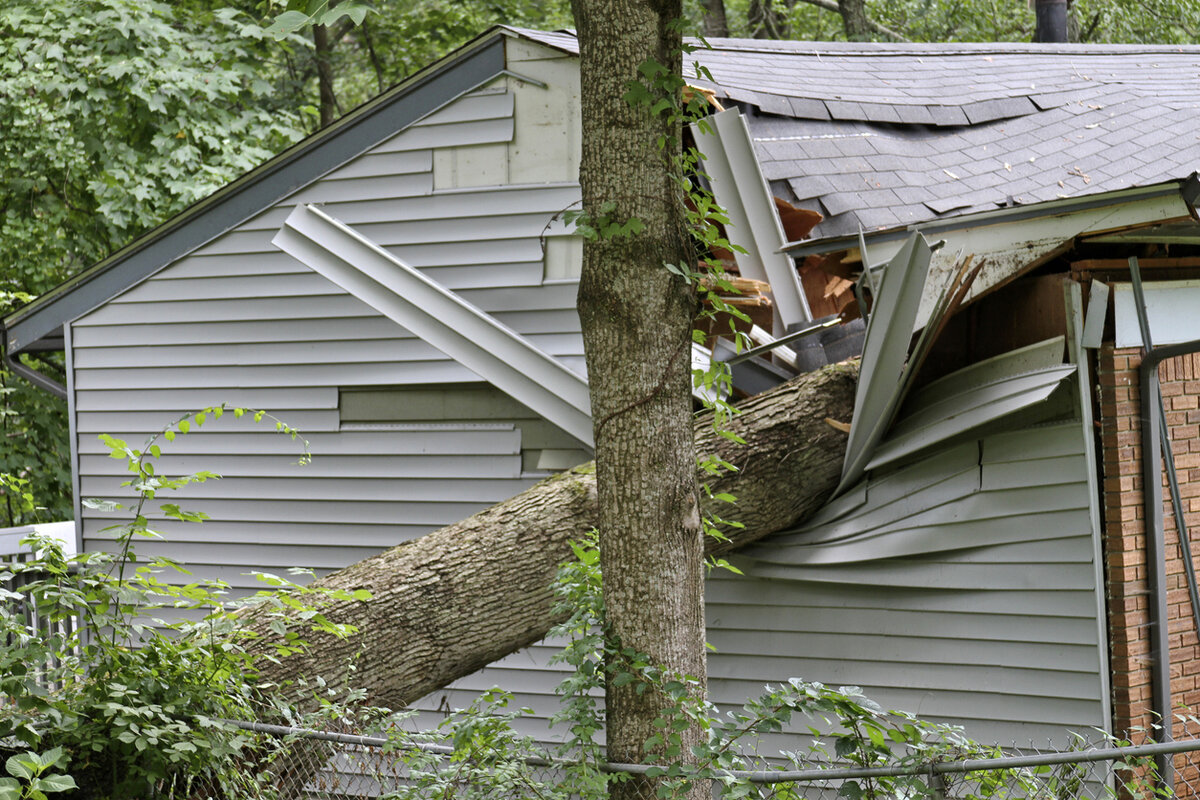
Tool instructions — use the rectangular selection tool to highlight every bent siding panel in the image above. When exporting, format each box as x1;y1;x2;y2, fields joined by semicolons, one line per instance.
412;419;1106;751
70;55;586;584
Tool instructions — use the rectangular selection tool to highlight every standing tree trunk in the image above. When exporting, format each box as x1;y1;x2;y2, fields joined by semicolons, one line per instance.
838;0;873;40
701;0;730;37
749;0;796;39
570;1;709;796
313;23;337;127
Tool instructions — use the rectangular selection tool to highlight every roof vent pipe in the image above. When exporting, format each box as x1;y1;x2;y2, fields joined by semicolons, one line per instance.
1033;0;1069;43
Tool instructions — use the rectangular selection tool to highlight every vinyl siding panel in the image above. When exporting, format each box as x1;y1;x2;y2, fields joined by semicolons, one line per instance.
70;55;586;587
412;418;1106;751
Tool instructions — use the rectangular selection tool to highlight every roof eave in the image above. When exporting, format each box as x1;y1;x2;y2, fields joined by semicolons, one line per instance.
783;176;1200;260
4;26;514;355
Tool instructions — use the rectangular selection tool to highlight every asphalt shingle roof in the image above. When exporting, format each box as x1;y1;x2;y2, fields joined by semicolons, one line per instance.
510;29;1200;242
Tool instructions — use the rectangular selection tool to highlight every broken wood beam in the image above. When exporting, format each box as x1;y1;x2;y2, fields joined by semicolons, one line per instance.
1071;257;1200;272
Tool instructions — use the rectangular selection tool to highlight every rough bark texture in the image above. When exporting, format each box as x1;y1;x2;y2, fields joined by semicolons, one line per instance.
569;2;705;796
749;0;796;39
247;362;857;712
701;0;730;37
313;24;337;128
837;0;873;40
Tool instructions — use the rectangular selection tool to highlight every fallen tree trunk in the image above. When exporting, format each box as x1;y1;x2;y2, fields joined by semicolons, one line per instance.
247;360;857;710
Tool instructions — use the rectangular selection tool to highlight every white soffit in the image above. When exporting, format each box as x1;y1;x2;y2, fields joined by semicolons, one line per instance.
691;108;812;331
1113;280;1200;348
273;204;594;448
848;190;1193;335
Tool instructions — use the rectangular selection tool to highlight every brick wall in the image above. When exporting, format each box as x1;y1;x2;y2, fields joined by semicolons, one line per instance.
1099;345;1200;790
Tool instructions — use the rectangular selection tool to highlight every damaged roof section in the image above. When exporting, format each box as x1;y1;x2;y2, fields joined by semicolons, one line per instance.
684;41;1200;238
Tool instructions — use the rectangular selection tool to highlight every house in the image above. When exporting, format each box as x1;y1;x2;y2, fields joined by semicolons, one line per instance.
6;26;1200;768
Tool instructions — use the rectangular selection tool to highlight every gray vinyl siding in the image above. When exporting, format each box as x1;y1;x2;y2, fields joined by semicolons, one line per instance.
68;37;586;587
412;418;1105;751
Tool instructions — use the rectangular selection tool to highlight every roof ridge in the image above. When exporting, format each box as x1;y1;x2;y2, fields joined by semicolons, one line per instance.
694;38;1200;55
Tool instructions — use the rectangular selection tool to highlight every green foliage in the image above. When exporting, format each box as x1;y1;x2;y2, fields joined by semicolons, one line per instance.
0;291;69;528
264;0;375;38
0;1;309;526
690;0;1200;43
0;409;366;797
0;0;305;291
0;748;76;800
265;0;573;125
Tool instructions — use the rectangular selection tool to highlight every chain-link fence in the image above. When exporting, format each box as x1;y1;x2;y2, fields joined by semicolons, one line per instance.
151;715;1200;800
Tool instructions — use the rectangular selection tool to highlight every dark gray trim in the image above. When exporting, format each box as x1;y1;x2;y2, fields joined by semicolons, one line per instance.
4;32;509;355
1137;339;1200;791
1132;253;1200;791
2;329;67;399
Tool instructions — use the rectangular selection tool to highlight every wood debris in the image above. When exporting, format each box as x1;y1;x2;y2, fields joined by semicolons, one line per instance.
775;196;822;242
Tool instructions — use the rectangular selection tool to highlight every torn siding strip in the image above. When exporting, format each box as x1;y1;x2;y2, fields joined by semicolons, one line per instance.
865;364;1076;471
692;108;812;331
272;204;594;448
837;232;933;493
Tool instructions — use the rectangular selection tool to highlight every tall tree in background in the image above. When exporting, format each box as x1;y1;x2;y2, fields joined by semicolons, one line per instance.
568;0;708;798
691;0;1200;44
270;0;574;128
0;0;306;523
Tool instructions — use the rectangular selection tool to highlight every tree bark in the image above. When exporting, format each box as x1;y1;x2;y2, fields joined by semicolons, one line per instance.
313;24;337;127
701;0;730;38
247;362;856;710
837;0;873;40
569;1;706;796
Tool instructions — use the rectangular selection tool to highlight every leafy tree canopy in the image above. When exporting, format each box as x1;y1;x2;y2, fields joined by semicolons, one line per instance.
0;0;306;294
0;0;308;525
692;0;1200;44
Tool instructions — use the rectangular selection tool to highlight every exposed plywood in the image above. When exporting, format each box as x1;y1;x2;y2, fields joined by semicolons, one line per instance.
505;37;581;185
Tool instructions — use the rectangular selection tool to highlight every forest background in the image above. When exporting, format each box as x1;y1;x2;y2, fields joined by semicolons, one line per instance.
0;0;1191;526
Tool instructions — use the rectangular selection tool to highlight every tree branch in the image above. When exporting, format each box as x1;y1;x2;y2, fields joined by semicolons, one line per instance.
797;0;911;41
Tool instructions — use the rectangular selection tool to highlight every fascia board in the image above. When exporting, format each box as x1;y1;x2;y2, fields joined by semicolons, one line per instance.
789;185;1192;337
274;205;594;448
782;179;1192;259
4;33;509;355
911;188;1193;332
700;109;812;329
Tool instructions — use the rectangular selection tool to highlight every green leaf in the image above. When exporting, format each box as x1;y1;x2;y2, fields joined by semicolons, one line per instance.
81;498;122;512
265;10;311;38
33;774;76;792
5;754;34;780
